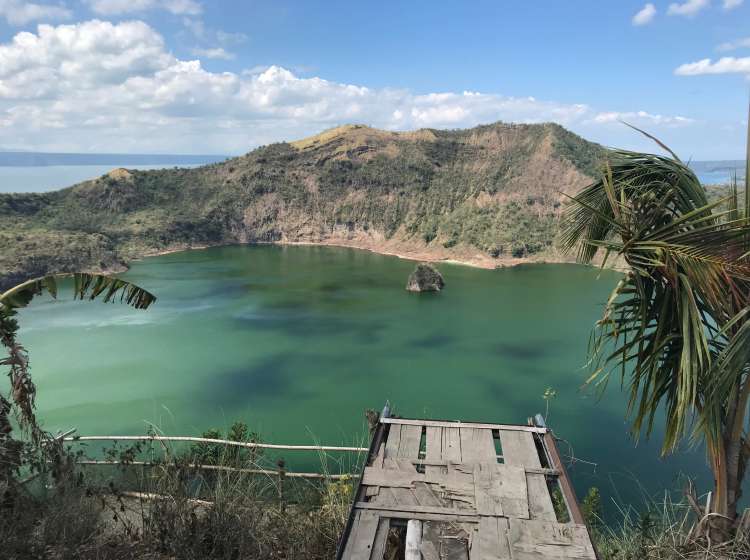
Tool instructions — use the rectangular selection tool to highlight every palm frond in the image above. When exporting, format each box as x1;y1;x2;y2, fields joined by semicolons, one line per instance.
0;273;156;311
560;150;708;263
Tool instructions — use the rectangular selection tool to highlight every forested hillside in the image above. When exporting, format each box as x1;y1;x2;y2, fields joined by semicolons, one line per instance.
0;122;606;288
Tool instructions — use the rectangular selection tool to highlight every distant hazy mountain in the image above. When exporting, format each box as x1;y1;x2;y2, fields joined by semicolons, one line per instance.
689;160;746;185
0;151;228;167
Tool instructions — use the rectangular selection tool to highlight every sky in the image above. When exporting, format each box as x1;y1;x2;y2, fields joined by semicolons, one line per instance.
0;0;749;159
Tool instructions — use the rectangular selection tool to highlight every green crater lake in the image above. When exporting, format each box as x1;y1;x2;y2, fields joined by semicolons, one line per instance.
17;245;710;509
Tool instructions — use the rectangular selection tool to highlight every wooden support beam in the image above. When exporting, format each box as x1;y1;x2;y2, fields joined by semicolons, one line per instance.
380;417;548;434
355;502;479;518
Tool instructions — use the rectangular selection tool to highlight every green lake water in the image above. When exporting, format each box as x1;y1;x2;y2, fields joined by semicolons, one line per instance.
16;245;711;510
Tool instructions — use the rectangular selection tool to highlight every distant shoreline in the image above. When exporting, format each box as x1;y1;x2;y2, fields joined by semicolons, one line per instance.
134;239;583;271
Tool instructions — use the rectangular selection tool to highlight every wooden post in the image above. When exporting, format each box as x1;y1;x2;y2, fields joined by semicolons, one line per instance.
277;458;286;508
405;520;422;560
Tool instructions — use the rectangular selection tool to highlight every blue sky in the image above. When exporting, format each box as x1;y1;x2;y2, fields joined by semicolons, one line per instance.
0;0;748;158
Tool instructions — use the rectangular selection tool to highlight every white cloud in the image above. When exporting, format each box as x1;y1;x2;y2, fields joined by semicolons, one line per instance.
85;0;201;16
0;0;71;25
723;0;743;9
0;20;171;99
216;29;248;45
0;19;697;155
632;3;657;25
591;111;694;126
717;37;750;51
190;47;234;60
675;56;750;75
667;0;710;16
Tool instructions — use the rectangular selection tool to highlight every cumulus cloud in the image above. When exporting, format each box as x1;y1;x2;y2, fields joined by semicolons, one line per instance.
0;19;696;154
591;111;693;126
667;0;710;16
0;20;171;98
0;0;71;25
85;0;201;16
675;56;750;75
717;37;750;51
632;3;657;25
190;47;234;60
723;0;743;9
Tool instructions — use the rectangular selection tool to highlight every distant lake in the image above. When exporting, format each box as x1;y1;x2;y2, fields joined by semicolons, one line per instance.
689;160;746;186
15;245;711;514
0;164;204;193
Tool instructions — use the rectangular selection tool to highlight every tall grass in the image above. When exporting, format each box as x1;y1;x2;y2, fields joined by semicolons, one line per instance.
1;425;366;559
589;490;750;559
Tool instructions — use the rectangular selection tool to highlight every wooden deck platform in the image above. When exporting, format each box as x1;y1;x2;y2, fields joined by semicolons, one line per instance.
337;413;597;560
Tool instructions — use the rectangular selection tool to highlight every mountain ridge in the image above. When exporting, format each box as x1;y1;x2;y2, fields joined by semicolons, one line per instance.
0;121;607;289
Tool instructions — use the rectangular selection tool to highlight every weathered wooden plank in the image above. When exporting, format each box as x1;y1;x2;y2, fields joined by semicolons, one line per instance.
340;510;362;560
508;519;596;559
420;539;440;560
405;520;422;560
370;518;389;560
493;464;530;519
348;511;381;560
360;510;481;523
471;517;511;560
420;522;442;560
394;459;433;508
380;458;419;506
384;425;402;458
442;427;462;462
398;425;423;459
498;431;541;468
425;468;475;495
498;431;556;521
355;502;478;517
412;481;445;508
371;440;385;468
424;427;445;481
425;427;442;459
473;465;498;517
472;463;529;519
362;466;424;488
526;473;557;521
460;428;497;464
380;418;548;434
406;460;559;475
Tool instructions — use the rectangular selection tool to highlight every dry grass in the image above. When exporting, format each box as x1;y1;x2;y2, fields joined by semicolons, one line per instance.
0;432;362;560
591;492;750;560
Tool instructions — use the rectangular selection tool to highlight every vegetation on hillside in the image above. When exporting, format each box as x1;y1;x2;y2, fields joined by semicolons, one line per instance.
0;122;606;289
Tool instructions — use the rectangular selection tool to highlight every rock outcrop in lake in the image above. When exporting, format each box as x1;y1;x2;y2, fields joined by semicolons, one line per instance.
406;263;445;292
0;121;607;289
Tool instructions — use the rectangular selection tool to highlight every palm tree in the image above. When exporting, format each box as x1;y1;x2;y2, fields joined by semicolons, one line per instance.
560;120;750;534
0;273;156;486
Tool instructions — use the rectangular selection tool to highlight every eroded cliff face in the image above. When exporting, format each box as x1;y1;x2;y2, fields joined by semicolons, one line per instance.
0;122;605;288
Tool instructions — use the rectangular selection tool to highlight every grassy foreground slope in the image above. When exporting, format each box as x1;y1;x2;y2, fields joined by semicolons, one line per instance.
0;122;605;288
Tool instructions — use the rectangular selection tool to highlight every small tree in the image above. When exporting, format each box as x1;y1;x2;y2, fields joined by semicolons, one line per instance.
0;273;155;490
560;119;750;535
